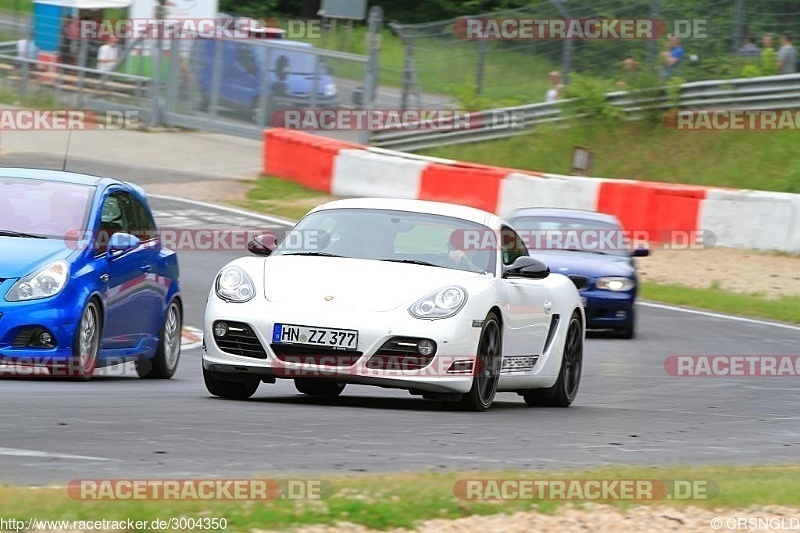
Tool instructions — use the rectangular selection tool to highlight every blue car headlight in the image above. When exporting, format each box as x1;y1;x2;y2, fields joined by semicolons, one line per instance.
5;260;70;302
409;286;467;320
596;277;635;292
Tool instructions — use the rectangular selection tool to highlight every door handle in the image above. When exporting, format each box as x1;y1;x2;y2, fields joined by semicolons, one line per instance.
99;274;109;283
140;264;152;273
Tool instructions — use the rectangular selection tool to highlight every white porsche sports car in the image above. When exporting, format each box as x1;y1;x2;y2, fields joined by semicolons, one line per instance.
202;198;585;411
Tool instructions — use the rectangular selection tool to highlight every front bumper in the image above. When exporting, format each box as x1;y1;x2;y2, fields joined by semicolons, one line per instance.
202;293;568;394
581;289;635;329
0;280;80;363
203;296;484;394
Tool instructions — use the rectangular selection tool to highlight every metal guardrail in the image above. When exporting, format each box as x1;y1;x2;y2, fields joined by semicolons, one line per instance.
370;73;800;152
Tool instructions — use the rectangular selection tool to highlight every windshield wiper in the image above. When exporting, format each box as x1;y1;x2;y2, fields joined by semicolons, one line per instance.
380;258;444;268
281;252;343;258
559;248;610;255
0;229;46;239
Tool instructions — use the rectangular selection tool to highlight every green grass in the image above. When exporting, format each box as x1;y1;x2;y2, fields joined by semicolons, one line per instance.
237;176;332;220
2;466;799;531
0;1;32;13
642;282;800;325
423;120;800;193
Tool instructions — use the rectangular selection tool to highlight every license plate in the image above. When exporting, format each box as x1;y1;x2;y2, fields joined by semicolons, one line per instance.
272;323;358;350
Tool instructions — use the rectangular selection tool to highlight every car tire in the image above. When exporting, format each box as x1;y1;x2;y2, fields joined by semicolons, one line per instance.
136;300;182;379
523;310;583;408
294;379;345;397
203;367;259;400
69;299;101;381
458;311;502;412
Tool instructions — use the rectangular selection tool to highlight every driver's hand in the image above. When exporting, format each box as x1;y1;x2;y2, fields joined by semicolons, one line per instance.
449;249;467;264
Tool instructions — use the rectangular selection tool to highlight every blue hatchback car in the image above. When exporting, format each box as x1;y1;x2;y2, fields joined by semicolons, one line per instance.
0;169;182;379
508;208;649;339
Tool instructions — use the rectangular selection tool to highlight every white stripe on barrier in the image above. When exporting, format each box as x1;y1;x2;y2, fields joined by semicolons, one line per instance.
699;189;799;252
331;149;427;199
496;172;604;218
366;146;456;165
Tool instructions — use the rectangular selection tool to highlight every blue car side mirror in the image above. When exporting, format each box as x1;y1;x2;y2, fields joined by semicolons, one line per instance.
107;232;141;254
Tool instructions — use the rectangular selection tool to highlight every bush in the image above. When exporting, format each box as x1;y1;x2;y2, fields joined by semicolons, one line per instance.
560;74;621;121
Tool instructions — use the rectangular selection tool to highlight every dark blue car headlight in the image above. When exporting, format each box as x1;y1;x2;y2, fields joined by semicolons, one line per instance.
596;277;635;292
5;260;70;302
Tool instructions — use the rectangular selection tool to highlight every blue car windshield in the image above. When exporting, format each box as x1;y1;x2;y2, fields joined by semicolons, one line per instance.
266;49;319;74
0;177;94;238
511;216;628;256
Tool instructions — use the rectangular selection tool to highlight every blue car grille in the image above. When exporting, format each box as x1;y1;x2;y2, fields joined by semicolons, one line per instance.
568;275;591;290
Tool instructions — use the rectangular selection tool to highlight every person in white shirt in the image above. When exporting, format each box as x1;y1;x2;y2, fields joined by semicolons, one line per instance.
545;71;563;103
16;35;36;59
97;36;119;72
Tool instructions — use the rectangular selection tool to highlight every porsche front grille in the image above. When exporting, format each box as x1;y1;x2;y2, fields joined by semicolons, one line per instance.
568;275;591;290
213;322;268;359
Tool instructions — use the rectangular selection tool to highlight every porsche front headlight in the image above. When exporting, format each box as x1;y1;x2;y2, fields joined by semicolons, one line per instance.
409;286;467;320
215;265;255;303
596;277;635;291
5;260;70;302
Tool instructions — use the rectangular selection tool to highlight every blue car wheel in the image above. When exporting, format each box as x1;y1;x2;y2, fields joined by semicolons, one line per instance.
71;299;101;380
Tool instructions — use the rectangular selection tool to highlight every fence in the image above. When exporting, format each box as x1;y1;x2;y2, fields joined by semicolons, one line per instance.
389;0;800;110
369;72;800;151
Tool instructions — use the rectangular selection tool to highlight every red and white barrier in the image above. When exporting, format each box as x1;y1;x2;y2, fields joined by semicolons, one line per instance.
262;129;800;253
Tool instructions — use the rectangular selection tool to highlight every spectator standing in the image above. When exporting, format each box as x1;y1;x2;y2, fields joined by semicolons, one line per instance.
778;33;797;74
97;36;119;72
617;57;640;87
760;34;778;74
739;36;760;59
663;35;684;78
545;71;563;103
16;33;36;60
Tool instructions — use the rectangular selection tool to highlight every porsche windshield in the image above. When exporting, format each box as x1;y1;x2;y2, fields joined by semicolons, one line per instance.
273;208;497;274
0;177;94;239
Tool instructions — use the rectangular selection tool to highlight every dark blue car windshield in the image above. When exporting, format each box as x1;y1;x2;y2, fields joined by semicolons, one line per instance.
0;177;94;238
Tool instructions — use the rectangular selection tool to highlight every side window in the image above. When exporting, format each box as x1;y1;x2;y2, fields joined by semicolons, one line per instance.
97;192;136;253
500;226;528;266
131;196;157;242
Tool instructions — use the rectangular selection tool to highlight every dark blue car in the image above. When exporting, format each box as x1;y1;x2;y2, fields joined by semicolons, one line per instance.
0;169;182;379
508;208;648;339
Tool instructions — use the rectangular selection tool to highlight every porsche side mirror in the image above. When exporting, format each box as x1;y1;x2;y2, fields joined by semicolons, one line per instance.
503;256;550;279
247;233;277;256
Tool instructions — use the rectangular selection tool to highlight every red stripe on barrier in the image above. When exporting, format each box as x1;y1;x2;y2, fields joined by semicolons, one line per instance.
262;129;363;193
418;163;507;213
596;181;707;242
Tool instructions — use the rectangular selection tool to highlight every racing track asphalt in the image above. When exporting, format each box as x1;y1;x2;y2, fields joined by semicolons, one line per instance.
0;158;798;485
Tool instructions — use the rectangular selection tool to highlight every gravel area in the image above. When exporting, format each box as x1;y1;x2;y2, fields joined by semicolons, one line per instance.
269;505;800;533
